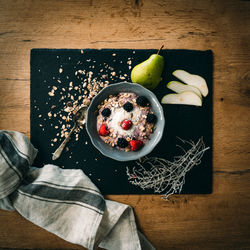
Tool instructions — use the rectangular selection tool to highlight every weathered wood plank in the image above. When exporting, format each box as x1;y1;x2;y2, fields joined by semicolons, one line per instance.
0;0;249;249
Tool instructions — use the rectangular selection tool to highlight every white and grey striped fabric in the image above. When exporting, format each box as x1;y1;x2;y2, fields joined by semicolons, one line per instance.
0;130;155;250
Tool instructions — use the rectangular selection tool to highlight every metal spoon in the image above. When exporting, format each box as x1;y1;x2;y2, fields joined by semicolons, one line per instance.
52;106;88;161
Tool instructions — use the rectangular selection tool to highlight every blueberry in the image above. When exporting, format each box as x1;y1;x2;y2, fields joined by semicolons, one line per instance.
117;138;128;148
101;108;111;117
146;113;157;123
136;96;150;107
123;102;133;112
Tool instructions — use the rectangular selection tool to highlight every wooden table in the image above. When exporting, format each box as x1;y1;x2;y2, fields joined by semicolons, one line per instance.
0;0;249;249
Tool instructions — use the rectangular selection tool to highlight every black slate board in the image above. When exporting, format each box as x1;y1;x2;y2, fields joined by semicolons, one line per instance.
30;49;213;195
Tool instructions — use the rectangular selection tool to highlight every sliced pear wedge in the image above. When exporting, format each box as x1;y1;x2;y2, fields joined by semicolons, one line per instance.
172;70;208;97
167;81;202;98
161;91;202;106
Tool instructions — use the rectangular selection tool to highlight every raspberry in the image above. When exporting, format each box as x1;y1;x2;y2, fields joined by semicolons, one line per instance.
136;96;150;107
117;138;128;148
146;113;157;123
123;102;133;112
129;140;143;151
98;124;109;136
121;119;132;130
101;108;111;117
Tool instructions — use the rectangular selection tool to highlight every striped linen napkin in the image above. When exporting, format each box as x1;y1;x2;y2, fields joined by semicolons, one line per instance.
0;130;155;250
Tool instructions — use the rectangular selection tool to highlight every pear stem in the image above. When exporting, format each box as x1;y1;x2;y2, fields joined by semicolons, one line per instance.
157;45;164;55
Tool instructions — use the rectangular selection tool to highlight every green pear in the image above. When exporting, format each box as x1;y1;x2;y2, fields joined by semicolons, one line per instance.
131;45;164;90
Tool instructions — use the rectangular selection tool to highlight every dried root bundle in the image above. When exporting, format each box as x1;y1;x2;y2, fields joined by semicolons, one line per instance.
126;137;209;200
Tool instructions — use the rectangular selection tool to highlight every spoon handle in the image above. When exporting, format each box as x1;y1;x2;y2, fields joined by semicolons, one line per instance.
52;124;76;161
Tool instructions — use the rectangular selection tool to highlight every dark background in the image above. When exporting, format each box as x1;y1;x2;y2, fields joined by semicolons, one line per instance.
30;48;213;195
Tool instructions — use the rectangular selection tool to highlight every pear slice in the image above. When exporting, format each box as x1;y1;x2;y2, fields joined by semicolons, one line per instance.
172;70;208;97
161;91;202;106
166;81;202;98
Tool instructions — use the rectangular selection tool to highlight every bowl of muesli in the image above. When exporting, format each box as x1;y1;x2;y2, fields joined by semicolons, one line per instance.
86;82;165;161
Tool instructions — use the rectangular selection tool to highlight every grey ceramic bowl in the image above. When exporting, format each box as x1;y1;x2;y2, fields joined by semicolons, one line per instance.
86;82;165;161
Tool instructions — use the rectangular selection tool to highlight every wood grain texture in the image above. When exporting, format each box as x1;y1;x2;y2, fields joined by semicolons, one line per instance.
0;0;250;249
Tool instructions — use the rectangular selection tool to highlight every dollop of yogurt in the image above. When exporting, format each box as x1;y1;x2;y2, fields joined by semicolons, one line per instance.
109;106;140;137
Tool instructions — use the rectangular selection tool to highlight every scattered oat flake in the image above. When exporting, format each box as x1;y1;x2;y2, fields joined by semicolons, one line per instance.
112;53;116;56
38;114;42;118
85;141;88;145
101;74;108;79
48;112;52;117
127;60;132;65
59;68;63;73
111;72;116;76
78;70;85;75
53;138;57;142
48;90;54;96
88;71;93;83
